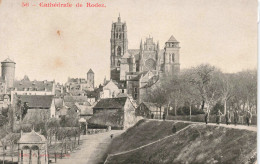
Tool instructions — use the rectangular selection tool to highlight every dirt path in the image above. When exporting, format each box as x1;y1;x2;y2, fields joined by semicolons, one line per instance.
157;119;257;132
56;130;124;164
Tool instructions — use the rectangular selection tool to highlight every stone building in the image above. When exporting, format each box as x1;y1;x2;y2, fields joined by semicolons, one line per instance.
65;69;95;95
18;129;48;164
10;76;55;104
136;102;165;119
12;76;55;96
100;80;124;99
0;58;16;94
110;15;180;104
90;97;136;129
13;95;56;119
1;58;16;89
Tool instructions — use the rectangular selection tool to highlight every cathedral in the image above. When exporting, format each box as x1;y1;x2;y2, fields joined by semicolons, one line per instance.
110;15;181;104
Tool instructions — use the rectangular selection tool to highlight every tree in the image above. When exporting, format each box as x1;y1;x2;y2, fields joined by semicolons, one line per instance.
144;84;168;119
187;64;222;114
219;73;234;115
230;70;257;114
47;118;60;145
21;102;29;120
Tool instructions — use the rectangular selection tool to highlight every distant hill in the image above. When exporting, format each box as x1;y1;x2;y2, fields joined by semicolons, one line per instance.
105;120;257;164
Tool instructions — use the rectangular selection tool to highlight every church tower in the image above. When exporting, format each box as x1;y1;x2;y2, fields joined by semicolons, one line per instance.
87;69;94;88
110;14;128;81
163;35;180;73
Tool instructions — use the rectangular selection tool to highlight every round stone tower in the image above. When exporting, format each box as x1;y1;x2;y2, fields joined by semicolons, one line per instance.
1;58;16;88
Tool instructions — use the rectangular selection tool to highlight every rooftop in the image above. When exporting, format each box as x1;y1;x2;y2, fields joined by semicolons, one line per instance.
14;95;54;109
18;129;46;144
14;79;54;92
166;35;178;43
88;69;94;74
94;97;128;109
1;58;16;64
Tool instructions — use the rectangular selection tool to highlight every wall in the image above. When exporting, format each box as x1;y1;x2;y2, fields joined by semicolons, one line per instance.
123;99;137;129
89;109;124;129
167;114;257;125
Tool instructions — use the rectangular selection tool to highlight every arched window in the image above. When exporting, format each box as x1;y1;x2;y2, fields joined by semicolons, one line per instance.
119;33;121;39
117;46;122;56
172;53;175;62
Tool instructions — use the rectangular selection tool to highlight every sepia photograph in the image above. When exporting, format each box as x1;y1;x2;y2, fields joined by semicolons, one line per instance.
0;0;257;163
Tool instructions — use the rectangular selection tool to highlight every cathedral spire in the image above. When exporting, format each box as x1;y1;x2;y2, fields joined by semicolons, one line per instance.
140;39;143;51
118;13;121;23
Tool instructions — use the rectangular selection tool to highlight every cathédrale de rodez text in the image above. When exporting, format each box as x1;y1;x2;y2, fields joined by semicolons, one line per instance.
22;2;106;8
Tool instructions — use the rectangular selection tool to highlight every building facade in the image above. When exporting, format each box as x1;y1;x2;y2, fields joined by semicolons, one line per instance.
1;58;16;89
110;15;180;104
65;69;95;95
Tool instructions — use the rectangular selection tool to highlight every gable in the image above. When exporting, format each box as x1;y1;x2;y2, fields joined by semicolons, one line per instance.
103;81;119;91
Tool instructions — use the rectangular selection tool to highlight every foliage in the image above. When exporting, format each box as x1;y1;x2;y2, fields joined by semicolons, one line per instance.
147;64;257;116
211;102;224;115
0;114;8;127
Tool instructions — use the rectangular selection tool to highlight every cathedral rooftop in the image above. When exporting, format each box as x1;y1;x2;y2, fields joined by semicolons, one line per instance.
88;69;94;74
167;35;179;43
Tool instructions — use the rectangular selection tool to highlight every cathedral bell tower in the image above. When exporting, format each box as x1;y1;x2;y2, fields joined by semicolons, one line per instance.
110;14;128;81
163;35;180;73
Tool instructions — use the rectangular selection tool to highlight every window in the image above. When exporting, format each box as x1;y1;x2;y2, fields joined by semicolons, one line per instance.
117;46;122;56
134;88;137;93
172;53;175;62
122;89;124;93
134;93;137;99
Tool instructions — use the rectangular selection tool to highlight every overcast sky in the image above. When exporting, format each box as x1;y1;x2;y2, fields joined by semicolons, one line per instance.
0;0;257;86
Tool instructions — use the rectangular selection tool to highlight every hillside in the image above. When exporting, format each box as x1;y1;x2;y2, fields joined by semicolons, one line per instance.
105;120;257;164
106;119;190;154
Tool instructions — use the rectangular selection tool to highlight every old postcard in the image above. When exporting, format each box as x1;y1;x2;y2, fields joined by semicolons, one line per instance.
0;0;257;163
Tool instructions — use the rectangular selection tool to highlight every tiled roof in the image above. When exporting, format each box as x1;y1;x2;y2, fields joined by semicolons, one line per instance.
14;95;54;109
14;80;54;92
94;97;128;109
63;96;89;102
142;102;159;112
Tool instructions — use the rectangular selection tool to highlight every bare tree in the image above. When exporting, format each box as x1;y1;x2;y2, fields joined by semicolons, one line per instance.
187;64;222;114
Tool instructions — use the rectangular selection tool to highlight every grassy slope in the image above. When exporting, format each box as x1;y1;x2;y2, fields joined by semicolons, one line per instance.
107;119;190;154
106;121;257;164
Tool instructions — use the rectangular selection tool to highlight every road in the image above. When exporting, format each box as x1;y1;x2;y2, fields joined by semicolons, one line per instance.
56;130;124;164
162;119;257;132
